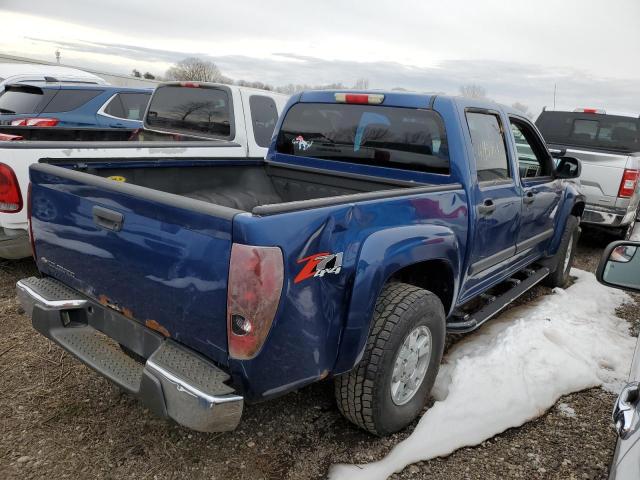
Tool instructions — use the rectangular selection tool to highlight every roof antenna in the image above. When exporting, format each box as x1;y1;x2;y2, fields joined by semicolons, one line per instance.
553;83;557;110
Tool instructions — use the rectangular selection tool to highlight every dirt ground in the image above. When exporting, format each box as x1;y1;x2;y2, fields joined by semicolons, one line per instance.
1;228;638;480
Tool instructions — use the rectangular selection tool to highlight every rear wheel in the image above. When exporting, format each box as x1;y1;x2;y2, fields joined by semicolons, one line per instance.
543;215;579;288
334;282;445;436
616;213;637;241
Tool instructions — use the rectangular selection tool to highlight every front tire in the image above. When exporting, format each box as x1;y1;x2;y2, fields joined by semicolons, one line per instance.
334;282;445;436
543;215;579;288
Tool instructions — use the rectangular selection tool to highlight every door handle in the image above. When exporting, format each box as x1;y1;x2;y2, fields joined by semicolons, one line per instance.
613;382;639;439
523;191;535;204
478;199;496;215
93;206;124;232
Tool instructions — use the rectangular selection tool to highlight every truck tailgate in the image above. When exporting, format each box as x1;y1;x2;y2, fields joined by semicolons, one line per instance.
29;163;240;365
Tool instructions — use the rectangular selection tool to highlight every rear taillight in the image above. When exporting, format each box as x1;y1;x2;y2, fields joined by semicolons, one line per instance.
618;169;639;198
10;118;59;127
227;243;284;360
0;133;24;141
27;182;35;258
179;82;200;88
334;93;384;105
0;163;22;212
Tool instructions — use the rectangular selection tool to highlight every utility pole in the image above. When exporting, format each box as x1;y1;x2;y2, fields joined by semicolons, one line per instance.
55;50;61;64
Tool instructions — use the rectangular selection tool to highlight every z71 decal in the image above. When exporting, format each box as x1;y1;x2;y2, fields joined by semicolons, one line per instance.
294;252;343;284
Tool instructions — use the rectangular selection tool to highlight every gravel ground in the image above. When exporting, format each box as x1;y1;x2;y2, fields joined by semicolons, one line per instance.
1;228;638;480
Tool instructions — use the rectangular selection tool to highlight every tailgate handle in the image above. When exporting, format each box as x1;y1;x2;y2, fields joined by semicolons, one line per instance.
93;206;124;232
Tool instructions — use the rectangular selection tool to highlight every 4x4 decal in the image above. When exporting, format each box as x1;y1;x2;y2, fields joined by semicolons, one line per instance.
294;252;343;284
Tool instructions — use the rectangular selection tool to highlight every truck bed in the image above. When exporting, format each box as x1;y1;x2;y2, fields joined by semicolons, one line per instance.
44;159;422;213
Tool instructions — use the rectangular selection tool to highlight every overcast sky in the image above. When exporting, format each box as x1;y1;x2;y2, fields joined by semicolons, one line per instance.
1;0;638;114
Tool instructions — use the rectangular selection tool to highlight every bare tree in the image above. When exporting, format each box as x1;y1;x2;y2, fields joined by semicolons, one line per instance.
353;78;370;89
459;84;487;99
511;102;533;119
165;57;225;82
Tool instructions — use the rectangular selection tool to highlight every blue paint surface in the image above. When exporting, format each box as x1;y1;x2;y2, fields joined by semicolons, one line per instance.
29;92;583;401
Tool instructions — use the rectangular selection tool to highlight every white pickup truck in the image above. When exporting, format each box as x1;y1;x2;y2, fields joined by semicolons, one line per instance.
536;108;639;239
0;82;289;259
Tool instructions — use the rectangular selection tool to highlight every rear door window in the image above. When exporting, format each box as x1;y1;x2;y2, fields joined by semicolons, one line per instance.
0;85;50;114
42;89;103;113
466;112;511;182
249;95;278;147
275;103;450;174
104;92;150;120
536;111;640;152
145;85;232;139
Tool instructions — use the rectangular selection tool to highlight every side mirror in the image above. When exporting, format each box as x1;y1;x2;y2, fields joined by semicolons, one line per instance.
596;241;640;292
554;156;581;179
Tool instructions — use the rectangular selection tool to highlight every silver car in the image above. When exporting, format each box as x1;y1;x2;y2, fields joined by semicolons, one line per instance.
597;240;640;478
537;109;639;239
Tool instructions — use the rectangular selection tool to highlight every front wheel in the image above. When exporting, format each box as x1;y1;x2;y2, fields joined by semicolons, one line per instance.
334;282;445;436
543;215;580;288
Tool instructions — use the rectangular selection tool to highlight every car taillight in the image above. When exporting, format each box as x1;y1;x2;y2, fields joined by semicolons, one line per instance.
334;93;384;104
0;133;24;141
618;169;639;198
0;163;22;212
227;243;284;360
180;82;200;88
27;182;35;258
10;118;59;127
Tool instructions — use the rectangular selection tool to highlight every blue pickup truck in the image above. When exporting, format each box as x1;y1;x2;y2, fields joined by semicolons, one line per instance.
18;89;584;436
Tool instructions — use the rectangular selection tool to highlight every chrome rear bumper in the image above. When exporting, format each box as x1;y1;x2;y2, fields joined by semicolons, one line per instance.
17;276;243;433
582;205;637;227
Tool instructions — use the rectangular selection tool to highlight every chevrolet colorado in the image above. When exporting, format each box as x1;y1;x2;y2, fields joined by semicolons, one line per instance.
18;90;584;436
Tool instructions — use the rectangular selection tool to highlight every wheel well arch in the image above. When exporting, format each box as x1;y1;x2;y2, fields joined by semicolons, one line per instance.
387;259;455;315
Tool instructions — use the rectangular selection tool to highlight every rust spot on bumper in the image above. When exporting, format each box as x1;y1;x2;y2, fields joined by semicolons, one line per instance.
146;319;170;337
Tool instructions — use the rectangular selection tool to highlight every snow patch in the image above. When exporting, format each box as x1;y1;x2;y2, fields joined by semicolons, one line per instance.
330;269;635;480
556;403;576;418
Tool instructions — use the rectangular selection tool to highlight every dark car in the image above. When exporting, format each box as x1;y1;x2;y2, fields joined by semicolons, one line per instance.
0;82;152;128
597;239;640;479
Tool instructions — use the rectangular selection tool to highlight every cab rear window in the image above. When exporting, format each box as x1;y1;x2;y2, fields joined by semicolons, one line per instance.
276;103;450;174
536;111;640;153
145;85;232;139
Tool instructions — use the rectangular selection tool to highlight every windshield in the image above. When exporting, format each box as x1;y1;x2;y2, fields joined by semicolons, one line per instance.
276;103;450;174
536;111;640;153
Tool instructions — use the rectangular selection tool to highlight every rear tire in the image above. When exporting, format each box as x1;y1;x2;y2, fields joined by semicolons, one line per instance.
334;282;445;436
543;215;580;288
615;213;637;241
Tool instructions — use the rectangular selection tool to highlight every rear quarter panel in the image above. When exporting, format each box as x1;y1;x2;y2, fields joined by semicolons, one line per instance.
232;188;468;401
